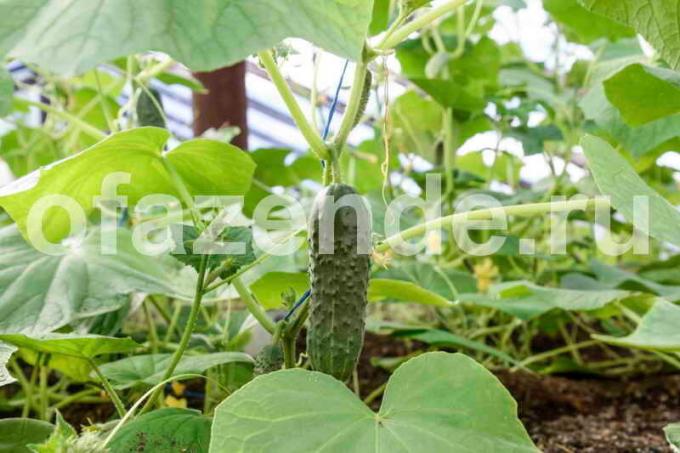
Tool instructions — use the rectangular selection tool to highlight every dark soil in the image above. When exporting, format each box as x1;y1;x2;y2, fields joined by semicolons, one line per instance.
358;332;680;452
4;333;679;451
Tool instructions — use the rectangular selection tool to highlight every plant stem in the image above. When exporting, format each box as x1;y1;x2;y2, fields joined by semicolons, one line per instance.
282;335;296;369
20;99;107;140
363;381;388;405
232;277;276;334
332;60;369;150
39;356;48;421
514;340;599;370
443;108;456;202
375;197;609;253
257;50;329;160
140;256;209;414
89;359;126;418
144;301;160;354
376;0;468;51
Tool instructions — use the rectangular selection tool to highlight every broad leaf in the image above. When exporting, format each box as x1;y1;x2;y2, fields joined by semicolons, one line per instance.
0;333;139;359
411;78;486;111
544;0;634;43
580;0;680;70
593;298;680;351
0;224;194;334
582;135;680;247
2;0;373;74
0;418;54;453
0;342;15;387
108;408;211;453
462;281;627;320
250;272;309;310
0;127;255;244
580;81;680;157
376;261;477;298
604;64;680;125
210;352;536;452
0;126;61;177
368;278;453;307
99;352;253;389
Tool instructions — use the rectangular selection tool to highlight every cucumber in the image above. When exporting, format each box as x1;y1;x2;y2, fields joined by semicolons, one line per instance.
351;70;372;128
253;344;284;376
307;184;371;381
136;87;165;128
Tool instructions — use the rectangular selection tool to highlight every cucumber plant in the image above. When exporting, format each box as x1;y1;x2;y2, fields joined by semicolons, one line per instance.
0;0;678;451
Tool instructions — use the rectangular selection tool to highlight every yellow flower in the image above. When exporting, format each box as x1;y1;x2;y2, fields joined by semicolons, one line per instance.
164;394;188;409
473;259;499;293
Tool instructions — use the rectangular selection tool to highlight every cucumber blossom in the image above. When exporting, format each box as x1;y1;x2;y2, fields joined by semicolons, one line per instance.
307;184;371;381
253;344;284;376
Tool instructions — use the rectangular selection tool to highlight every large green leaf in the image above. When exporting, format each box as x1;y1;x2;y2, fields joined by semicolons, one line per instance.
0;343;15;387
0;418;54;453
544;0;634;43
210;352;536;452
108;408;211;453
1;0;372;74
0;224;194;334
462;281;627;320
604;63;680;125
580;80;680;157
376;261;477;298
368;278;453;307
250;272;309;310
580;0;680;70
99;352;253;389
0;333;139;359
582;135;680;247
593;299;680;351
410;78;486;111
0;127;255;244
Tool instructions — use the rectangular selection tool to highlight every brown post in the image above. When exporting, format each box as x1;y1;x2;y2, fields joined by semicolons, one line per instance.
192;62;248;149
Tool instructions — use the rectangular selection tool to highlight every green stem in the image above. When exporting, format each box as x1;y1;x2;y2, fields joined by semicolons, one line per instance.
89;359;126;418
443;109;456;202
282;335;296;369
144;301;160;354
514;340;599;370
332;60;369;150
232;277;276;334
140;256;209;414
161;157;202;228
375;197;609;253
257;50;329;160
135;58;175;84
51;388;102;410
39;355;48;421
19;99;107;140
376;0;468;51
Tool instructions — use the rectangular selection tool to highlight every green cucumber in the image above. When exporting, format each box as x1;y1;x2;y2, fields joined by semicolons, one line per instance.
307;184;371;381
351;70;372;128
136;87;165;128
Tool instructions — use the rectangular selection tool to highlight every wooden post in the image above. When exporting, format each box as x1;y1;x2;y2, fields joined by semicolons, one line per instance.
192;62;248;149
